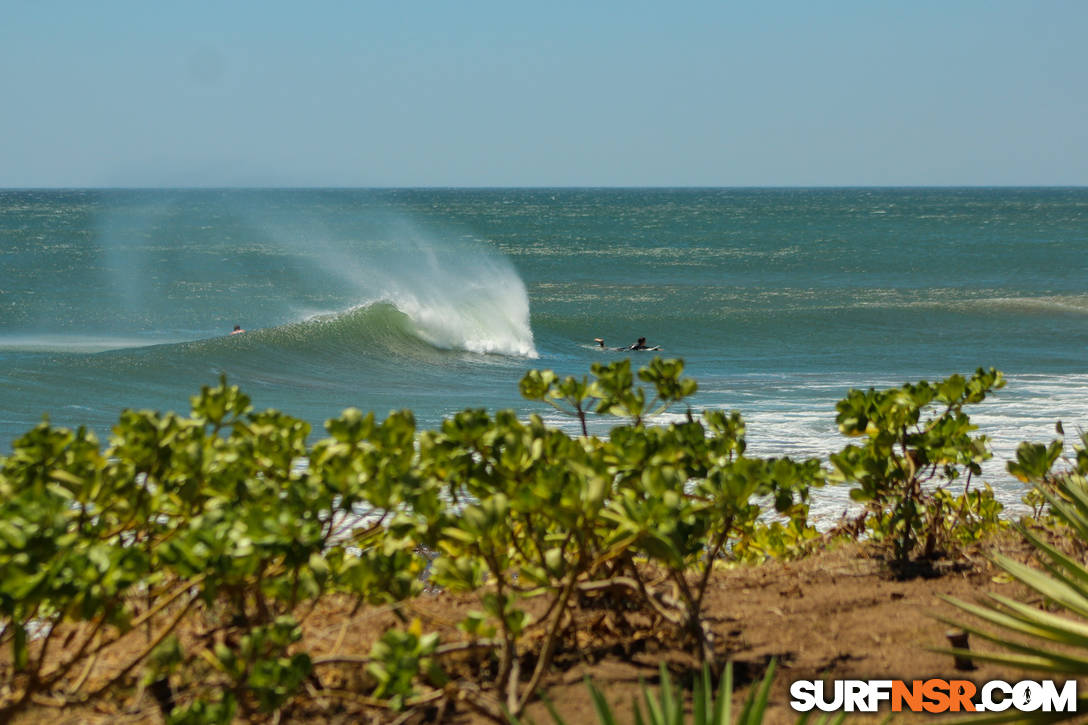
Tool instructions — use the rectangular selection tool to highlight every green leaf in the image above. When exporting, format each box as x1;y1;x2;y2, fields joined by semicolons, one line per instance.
586;676;620;725
0;520;27;548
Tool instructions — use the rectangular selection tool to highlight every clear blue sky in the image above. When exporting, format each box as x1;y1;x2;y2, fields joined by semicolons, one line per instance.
3;1;1086;187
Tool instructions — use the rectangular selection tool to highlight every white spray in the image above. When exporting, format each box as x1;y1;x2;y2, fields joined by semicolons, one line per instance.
257;212;538;358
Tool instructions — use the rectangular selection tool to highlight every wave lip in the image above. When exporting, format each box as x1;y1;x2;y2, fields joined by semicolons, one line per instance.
299;223;539;359
315;295;538;359
270;290;537;361
389;287;537;359
344;242;539;359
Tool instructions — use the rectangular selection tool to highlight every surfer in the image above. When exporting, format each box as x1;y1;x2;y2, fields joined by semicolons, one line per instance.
594;336;660;351
625;336;662;351
230;325;246;335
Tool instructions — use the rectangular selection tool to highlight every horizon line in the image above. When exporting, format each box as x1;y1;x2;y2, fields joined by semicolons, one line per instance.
2;184;1087;192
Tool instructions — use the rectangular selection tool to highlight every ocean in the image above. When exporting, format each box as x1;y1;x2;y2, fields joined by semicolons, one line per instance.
2;188;1086;519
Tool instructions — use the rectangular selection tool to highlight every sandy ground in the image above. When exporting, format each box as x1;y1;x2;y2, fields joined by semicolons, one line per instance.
7;532;1084;724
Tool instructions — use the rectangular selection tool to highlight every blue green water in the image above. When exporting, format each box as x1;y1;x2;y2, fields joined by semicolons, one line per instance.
2;188;1087;516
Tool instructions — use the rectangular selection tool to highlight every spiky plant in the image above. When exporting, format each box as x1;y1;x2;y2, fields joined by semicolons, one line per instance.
510;660;846;725
938;472;1088;723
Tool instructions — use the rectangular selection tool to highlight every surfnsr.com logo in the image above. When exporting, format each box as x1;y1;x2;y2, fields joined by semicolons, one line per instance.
789;679;1078;714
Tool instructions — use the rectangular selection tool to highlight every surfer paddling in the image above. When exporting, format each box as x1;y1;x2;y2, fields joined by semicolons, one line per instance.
625;336;661;350
230;325;246;335
593;336;661;351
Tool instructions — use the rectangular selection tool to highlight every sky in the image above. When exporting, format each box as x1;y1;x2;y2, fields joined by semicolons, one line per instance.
2;1;1086;188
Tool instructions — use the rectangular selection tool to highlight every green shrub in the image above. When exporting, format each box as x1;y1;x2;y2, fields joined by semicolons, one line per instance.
829;368;1006;563
0;359;1023;722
